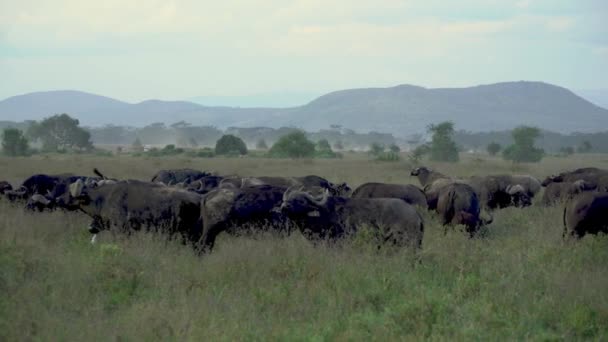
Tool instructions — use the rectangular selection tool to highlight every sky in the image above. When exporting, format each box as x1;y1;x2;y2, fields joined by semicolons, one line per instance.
1;0;607;103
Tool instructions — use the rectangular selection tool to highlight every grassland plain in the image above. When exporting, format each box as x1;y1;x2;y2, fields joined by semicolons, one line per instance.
1;153;608;340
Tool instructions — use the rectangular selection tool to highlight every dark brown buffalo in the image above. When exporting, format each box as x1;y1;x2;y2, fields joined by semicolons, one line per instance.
280;189;424;250
351;182;427;209
151;169;213;185
563;192;608;238
200;185;288;251
0;181;12;194
68;179;204;246
541;180;597;206
436;183;491;236
241;175;352;197
410;166;455;209
467;174;541;209
187;175;224;195
542;167;608;187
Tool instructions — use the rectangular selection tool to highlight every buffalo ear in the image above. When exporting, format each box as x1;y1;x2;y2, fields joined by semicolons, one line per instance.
307;210;321;217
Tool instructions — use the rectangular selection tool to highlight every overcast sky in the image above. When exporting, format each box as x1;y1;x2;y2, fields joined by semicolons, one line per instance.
1;0;607;102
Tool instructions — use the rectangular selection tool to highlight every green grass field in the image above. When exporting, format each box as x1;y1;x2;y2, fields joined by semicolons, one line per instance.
1;153;608;340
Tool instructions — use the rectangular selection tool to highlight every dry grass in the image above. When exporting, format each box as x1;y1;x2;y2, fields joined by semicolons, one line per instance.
1;153;608;340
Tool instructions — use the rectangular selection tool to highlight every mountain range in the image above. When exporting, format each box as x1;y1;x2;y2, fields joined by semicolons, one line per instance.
1;81;607;137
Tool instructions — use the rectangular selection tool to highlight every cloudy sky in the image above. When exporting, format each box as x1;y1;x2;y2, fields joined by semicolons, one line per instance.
1;0;606;103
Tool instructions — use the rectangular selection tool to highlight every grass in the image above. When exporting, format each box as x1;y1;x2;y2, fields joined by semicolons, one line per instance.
1;153;608;340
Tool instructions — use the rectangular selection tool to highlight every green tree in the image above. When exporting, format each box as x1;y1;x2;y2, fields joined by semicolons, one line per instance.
27;114;93;151
389;144;401;153
486;142;502;156
333;140;344;150
408;144;430;164
502;126;544;163
316;139;332;151
428;121;459;162
215;134;248;156
269;131;315;158
577;140;592;153
369;142;385;156
132;137;144;152
2;128;29;156
256;139;268;150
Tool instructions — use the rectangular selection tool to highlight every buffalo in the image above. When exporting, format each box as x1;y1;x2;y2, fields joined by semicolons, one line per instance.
563;192;608;238
467;174;540;209
151;169;213;185
410;166;455;209
542;167;608;187
280;189;424;250
351;182;427;209
541;180;597;206
68;179;204;246
0;181;13;194
241;175;351;197
200;185;289;251
436;183;491;236
186;175;224;195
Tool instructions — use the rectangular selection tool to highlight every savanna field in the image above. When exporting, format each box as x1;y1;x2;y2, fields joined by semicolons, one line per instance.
1;153;608;340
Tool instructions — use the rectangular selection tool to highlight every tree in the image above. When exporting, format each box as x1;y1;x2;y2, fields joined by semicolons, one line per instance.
486;142;502;156
316;139;332;151
389;144;401;153
559;146;575;156
2;128;29;156
215;134;248;156
132;137;144;152
502;126;544;163
27;114;93;151
408;144;430;164
269;131;315;158
428;121;459;162
256;139;268;150
333;140;344;150
369;142;385;156
189;137;199;148
578;140;592;153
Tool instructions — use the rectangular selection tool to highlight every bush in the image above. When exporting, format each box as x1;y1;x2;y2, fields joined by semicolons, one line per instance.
486;142;501;156
503;126;544;163
215;135;248;156
375;151;400;162
256;139;268;150
408;144;430;164
314;139;340;159
269;131;315;158
2;128;30;156
369;142;385;156
559;146;575;156
428;122;459;162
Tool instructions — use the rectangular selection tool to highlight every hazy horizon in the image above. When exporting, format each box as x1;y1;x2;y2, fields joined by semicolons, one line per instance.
1;1;607;103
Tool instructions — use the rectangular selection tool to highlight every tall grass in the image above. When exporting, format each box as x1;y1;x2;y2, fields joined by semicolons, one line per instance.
1;154;608;339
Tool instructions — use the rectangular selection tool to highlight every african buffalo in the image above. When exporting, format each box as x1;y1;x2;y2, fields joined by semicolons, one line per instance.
68;179;204;246
467;174;540;209
151;169;213;185
241;175;351;196
187;175;224;194
563;192;608;238
200;185;288;251
541;180;597;206
351;182;427;209
280;189;424;250
0;181;12;194
436;183;491;236
410;166;455;209
542;167;608;187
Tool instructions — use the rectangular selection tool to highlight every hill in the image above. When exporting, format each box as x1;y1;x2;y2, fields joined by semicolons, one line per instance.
1;82;607;137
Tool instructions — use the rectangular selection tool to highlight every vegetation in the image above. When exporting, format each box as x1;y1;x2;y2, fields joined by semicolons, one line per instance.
408;144;430;164
428;121;459;162
27;114;93;152
1;154;608;340
578;140;592;153
503;126;544;163
389;143;401;153
215;135;248;156
131;137;144;152
2;128;30;156
315;139;341;159
559;146;575;156
256;139;268;150
269;131;315;158
486;142;502;156
369;142;385;156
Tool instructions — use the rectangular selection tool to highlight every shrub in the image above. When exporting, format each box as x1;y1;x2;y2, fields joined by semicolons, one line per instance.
269;131;315;158
375;151;400;162
369;142;385;156
215;135;248;156
408;144;430;164
428;121;459;162
256;139;268;150
486;142;502;156
502;126;544;163
2;128;30;156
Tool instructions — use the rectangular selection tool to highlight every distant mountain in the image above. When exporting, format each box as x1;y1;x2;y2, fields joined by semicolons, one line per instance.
188;92;318;108
574;89;608;110
1;82;607;137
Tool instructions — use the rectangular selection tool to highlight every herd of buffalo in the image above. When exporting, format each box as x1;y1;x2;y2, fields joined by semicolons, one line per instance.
1;166;607;253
